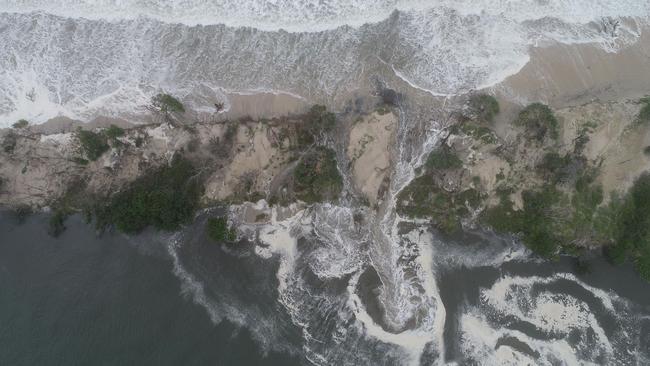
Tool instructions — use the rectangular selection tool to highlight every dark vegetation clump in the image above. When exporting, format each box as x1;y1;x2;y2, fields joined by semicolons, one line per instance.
104;125;125;140
426;147;463;171
396;174;483;234
206;217;237;242
96;156;203;233
151;93;185;114
644;146;650;156
482;158;605;258
515;103;559;141
396;147;482;234
2;132;17;154
293;147;342;203
598;173;650;281
71;157;89;165
10;204;33;225
635;96;650;125
209;123;237;159
469;94;500;123
75;128;109;161
48;210;68;238
12;119;29;129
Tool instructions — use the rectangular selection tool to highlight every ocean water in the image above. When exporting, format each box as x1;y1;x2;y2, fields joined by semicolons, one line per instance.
0;212;303;366
2;2;650;365
2;210;649;365
0;0;648;125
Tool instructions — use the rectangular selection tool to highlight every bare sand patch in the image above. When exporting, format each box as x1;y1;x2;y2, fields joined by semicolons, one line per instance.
347;111;397;204
495;26;650;108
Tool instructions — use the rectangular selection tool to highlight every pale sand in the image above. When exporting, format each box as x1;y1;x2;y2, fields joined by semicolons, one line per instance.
347;111;397;204
495;26;650;109
214;91;309;122
204;122;289;201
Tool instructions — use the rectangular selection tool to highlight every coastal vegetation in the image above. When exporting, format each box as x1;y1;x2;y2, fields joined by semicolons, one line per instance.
397;146;481;234
104;125;125;140
95;156;202;233
206;217;237;242
151;93;185;115
469;94;500;123
426;146;463;170
293;147;342;203
2;132;17;154
75;128;109;161
294;105;337;148
12;119;29;129
598;173;650;281
515;103;559;141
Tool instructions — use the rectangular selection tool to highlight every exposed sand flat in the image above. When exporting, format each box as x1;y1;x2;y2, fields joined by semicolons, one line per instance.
496;26;650;108
216;92;309;121
204;122;288;201
347;111;397;204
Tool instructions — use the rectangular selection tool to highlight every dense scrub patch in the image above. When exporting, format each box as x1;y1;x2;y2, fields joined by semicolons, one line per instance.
12;119;28;129
469;94;500;123
96;156;203;233
483;149;605;258
151;93;185;114
397;147;482;234
293;147;342;203
515;103;559;141
293;105;337;149
426;147;463;171
598;173;650;281
206;217;237;242
104;125;125;140
75;128;109;161
2;132;17;154
396;173;482;234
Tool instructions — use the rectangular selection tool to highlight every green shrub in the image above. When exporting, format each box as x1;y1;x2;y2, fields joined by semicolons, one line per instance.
515;103;559;141
75;129;109;161
206;217;237;242
71;157;89;165
293;105;337;148
98;156;203;233
600;173;650;280
481;192;522;234
2;132;17;154
459;122;498;144
104;125;125;140
293;147;342;203
152;93;185;114
469;94;500;123
12;119;29;129
48;210;69;238
11;204;32;224
397;176;482;234
426;147;463;171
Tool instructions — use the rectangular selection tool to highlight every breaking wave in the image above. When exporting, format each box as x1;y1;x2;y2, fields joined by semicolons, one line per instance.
0;1;649;125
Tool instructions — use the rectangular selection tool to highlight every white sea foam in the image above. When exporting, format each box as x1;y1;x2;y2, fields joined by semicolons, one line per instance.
457;272;649;364
1;1;648;125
